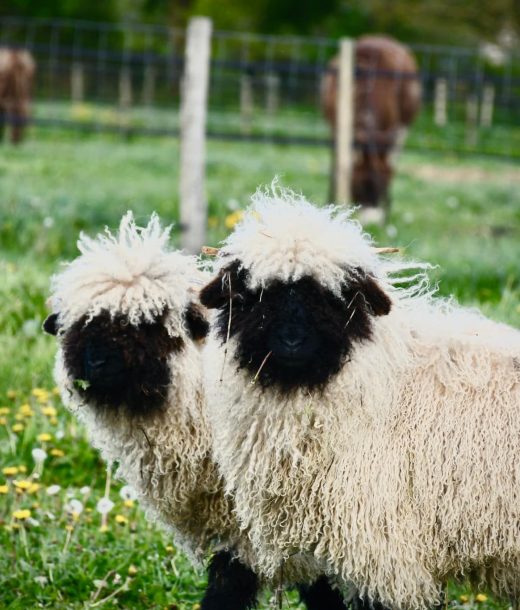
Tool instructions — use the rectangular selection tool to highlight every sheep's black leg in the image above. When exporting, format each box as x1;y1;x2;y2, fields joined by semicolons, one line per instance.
200;550;259;610
297;575;347;610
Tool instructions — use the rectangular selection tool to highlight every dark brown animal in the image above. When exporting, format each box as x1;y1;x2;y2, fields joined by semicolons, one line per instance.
322;35;421;217
0;48;35;144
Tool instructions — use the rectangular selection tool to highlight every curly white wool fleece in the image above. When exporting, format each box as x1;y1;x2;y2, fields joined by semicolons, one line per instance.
204;191;520;609
50;213;321;584
217;185;387;295
49;211;199;336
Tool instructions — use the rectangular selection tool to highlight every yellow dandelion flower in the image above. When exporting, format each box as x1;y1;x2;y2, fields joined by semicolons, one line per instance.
99;524;109;533
11;523;20;530
52;387;60;396
0;407;10;415
86;507;93;513
224;210;244;230
0;417;6;426
13;509;31;520
0;485;9;494
42;406;57;417
32;502;40;509
50;418;58;426
31;388;47;399
65;524;74;532
72;512;80;521
123;499;134;508
165;545;174;553
13;480;32;491
193;604;201;610
37;433;52;442
50;448;65;458
2;467;18;476
115;514;128;525
18;465;27;473
28;483;40;494
19;404;33;416
475;594;488;603
6;390;17;399
128;565;138;576
15;414;24;421
459;595;469;603
12;423;24;433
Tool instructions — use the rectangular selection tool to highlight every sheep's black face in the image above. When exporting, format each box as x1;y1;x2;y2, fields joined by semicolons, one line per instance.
200;261;391;393
267;290;321;369
43;305;208;416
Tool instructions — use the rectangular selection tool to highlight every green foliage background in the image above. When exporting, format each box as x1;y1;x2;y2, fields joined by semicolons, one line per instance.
2;0;519;44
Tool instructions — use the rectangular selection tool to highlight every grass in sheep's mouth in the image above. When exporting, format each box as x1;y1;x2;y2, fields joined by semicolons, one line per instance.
0;133;518;608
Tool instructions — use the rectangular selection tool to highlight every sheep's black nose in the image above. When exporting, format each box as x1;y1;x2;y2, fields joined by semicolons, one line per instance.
279;327;306;352
83;341;126;388
281;335;304;351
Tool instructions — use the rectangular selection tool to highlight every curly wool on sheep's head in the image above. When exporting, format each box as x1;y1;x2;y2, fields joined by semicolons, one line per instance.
200;191;392;391
212;185;384;295
43;212;209;416
46;211;204;336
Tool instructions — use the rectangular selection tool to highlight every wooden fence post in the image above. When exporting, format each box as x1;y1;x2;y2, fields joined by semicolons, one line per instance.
265;72;280;114
334;38;355;205
71;62;84;103
480;84;494;128
434;78;447;126
179;17;212;254
142;63;156;106
240;72;254;134
119;66;133;109
465;94;478;147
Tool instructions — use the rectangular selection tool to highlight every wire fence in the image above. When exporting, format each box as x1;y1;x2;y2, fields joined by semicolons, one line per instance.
1;16;520;158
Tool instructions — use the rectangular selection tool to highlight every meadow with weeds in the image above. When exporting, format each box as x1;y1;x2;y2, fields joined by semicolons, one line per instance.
0;130;519;609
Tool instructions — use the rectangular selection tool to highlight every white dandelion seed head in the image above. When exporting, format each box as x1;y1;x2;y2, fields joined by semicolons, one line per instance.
119;485;138;501
80;486;91;495
65;499;84;515
32;448;47;463
96;498;115;515
46;484;61;496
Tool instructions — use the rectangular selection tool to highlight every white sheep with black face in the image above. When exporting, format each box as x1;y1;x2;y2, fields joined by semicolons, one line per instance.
200;186;520;610
43;212;349;610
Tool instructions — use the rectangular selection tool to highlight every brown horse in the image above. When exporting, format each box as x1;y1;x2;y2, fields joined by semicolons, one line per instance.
322;35;421;220
0;48;36;144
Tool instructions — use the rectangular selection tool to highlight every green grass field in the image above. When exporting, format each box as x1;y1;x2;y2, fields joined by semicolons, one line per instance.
0;130;519;609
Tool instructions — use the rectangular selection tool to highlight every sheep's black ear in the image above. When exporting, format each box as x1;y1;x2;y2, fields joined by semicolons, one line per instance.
199;261;245;310
358;275;392;316
43;313;60;336
199;271;229;310
185;302;209;340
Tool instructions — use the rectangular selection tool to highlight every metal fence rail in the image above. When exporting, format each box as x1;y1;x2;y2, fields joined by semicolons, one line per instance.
1;16;519;158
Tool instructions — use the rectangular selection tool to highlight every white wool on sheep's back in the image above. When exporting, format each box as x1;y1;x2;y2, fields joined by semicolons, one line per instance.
49;211;201;336
204;188;520;609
